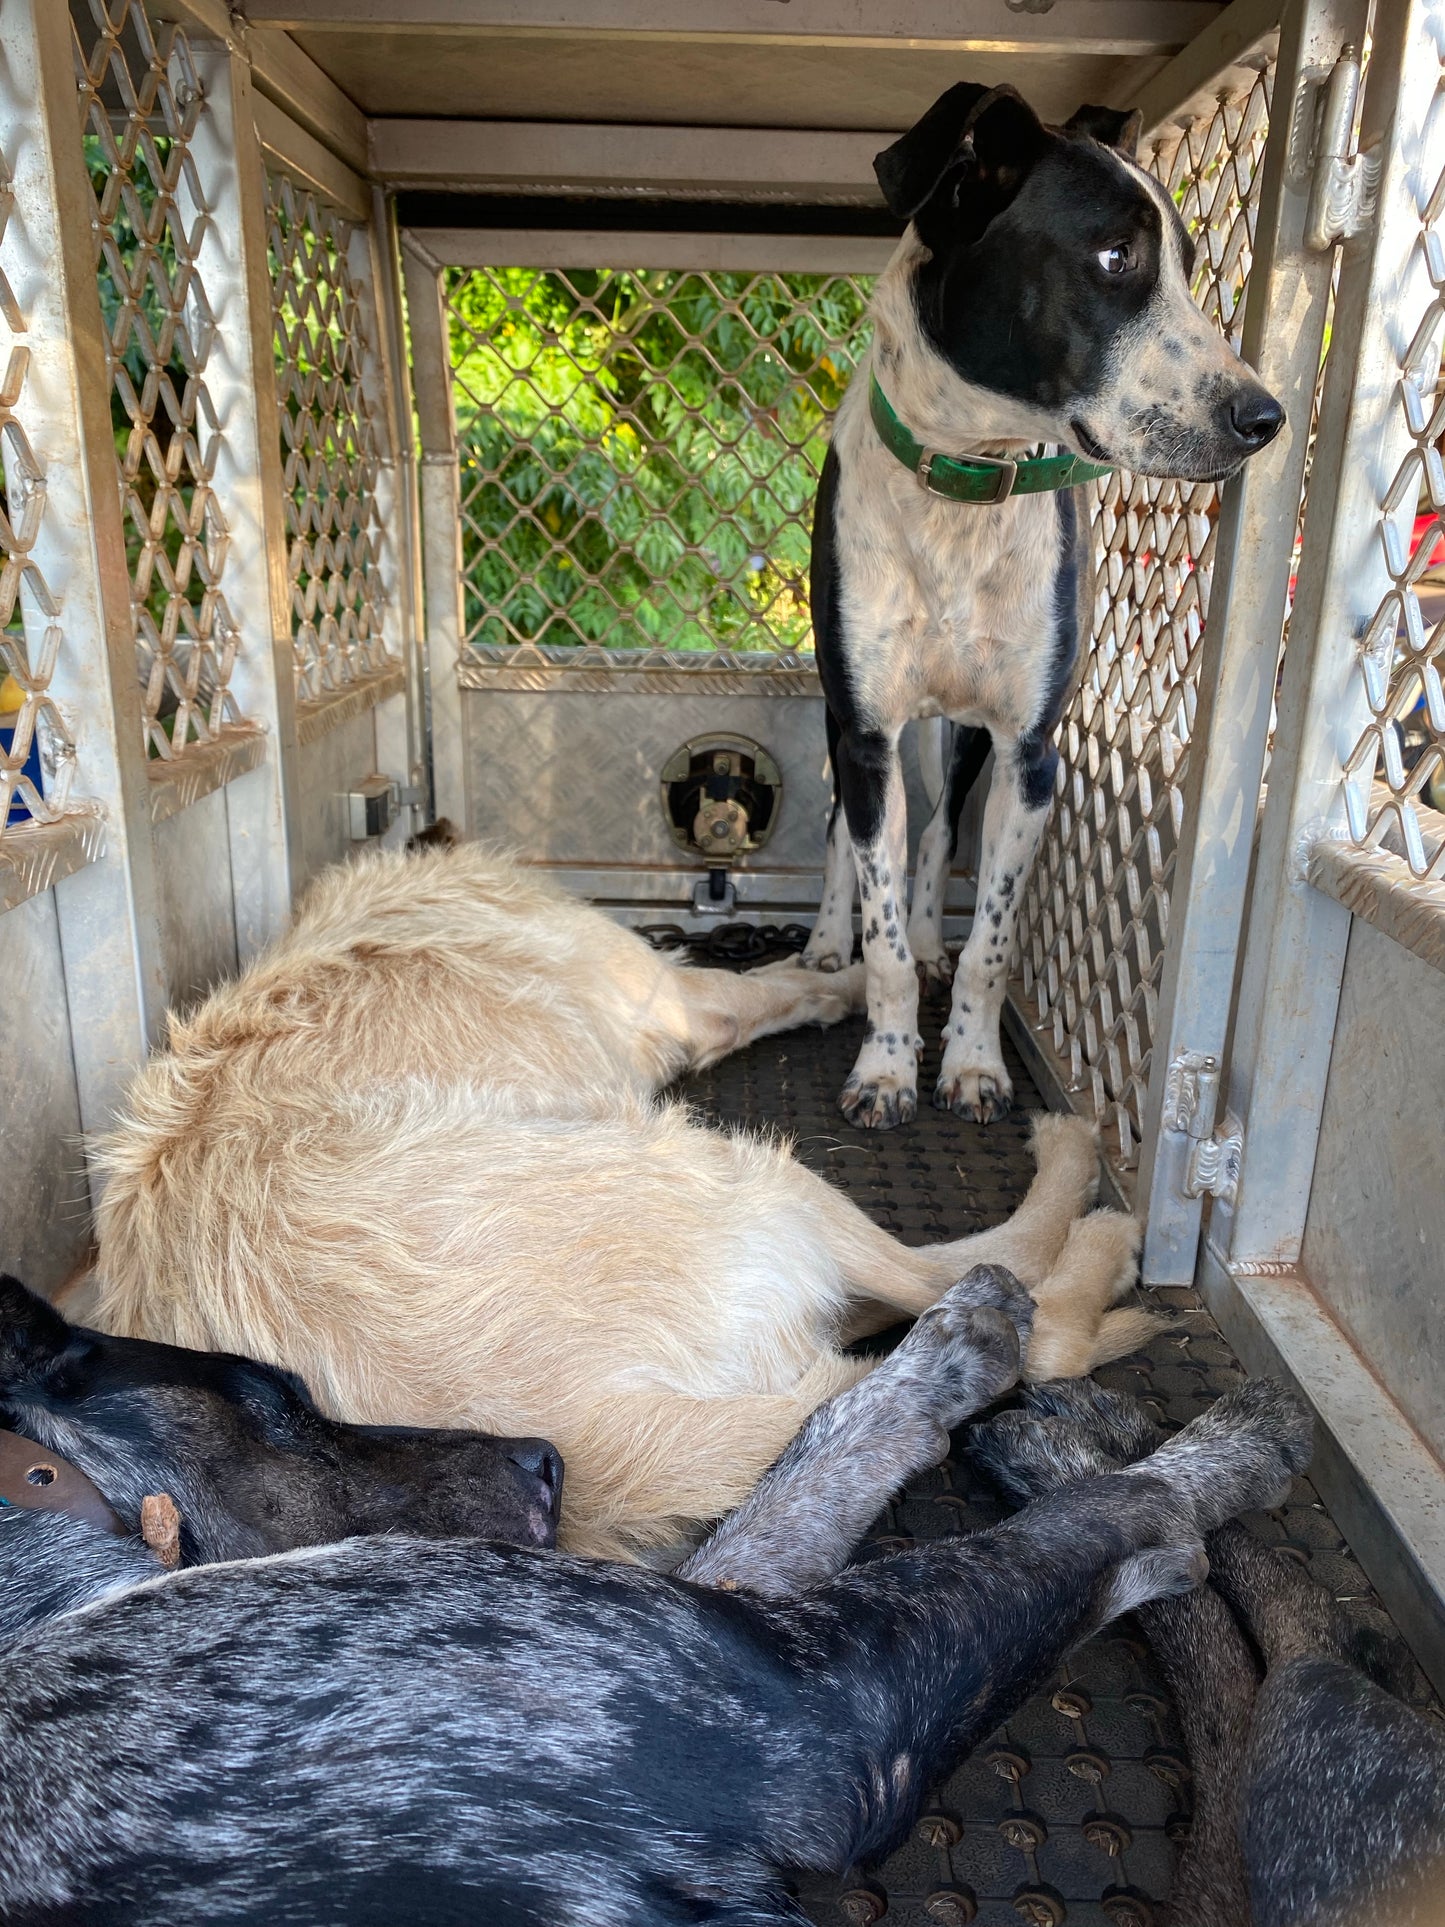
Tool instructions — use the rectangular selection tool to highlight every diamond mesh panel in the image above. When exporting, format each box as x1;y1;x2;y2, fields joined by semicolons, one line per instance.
73;0;245;761
266;169;391;703
0;95;76;834
1343;47;1445;881
1016;68;1274;1171
445;267;872;671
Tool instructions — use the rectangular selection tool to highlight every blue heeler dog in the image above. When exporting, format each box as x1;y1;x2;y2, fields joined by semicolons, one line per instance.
0;1266;1312;1926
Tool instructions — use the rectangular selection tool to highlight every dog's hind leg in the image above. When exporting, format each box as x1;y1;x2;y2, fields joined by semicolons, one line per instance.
802;708;858;975
1023;1210;1156;1379
669;956;866;1072
1209;1527;1445;1927
935;727;1052;1125
826;1109;1097;1296
753;1382;1308;1885
680;1271;1030;1596
969;1385;1259;1927
908;724;992;983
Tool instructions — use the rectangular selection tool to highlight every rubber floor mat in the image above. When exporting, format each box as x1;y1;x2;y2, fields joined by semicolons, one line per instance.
681;988;1440;1927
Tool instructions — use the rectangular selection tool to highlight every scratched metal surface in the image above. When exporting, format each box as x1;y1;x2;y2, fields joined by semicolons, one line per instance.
681;984;1438;1927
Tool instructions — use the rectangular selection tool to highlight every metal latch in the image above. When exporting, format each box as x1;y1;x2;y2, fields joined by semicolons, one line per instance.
1302;45;1381;249
347;774;394;841
1161;1048;1244;1204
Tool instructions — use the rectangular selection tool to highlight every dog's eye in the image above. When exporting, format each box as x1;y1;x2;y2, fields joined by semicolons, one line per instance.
1097;243;1134;276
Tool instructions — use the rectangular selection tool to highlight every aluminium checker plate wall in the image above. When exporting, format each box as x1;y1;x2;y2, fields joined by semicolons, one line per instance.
680;988;1441;1927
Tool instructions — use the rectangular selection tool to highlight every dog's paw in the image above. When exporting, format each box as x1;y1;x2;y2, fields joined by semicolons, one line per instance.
840;1070;917;1131
1102;1543;1210;1619
904;1298;1021;1425
944;1262;1035;1350
1022;1378;1162;1463
934;1063;1014;1124
967;1408;1116;1502
910;940;953;985
1158;1379;1313;1527
801;942;851;974
1195;1378;1312;1471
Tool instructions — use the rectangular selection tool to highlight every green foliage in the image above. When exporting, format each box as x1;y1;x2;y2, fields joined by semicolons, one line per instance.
447;267;873;654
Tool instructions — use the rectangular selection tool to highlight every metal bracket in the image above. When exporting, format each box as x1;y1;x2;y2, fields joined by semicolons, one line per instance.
1303;45;1381;249
692;871;736;917
1161;1047;1244;1204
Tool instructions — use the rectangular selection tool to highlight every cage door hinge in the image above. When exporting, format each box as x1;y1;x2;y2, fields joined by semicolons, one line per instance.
1300;44;1380;249
1161;1048;1244;1204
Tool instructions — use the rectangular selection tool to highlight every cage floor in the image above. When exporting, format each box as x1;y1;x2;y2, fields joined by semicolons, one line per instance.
681;986;1437;1927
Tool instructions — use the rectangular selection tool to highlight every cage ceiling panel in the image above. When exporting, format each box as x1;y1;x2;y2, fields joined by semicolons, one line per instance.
244;2;1226;143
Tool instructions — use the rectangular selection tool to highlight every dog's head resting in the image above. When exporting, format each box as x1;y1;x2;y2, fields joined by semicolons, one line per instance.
873;83;1283;480
0;1274;563;1565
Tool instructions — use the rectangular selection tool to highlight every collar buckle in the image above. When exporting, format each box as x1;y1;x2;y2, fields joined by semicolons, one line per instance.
917;447;1019;504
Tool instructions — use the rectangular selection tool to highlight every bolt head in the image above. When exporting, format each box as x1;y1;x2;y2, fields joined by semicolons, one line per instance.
924;1889;976;1925
917;1815;962;1850
839;1888;886;1925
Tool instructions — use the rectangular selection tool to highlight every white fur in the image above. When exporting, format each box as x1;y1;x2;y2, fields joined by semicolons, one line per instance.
94;846;1150;1565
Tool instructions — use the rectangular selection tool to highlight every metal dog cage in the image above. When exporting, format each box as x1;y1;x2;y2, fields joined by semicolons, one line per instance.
2;0;1442;1730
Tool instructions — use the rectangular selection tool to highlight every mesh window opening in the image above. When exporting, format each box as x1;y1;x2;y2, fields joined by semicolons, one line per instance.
266;169;392;704
1345;36;1445;883
446;266;873;670
1016;66;1276;1170
74;0;244;761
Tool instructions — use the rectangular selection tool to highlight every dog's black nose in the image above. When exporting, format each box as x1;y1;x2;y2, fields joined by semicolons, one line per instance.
508;1439;564;1503
1228;385;1284;451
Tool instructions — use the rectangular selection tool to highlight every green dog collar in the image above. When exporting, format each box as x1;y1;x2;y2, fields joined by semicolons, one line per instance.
868;372;1113;504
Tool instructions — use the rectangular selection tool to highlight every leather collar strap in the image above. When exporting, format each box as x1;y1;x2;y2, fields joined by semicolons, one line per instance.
869;372;1112;504
0;1427;125;1535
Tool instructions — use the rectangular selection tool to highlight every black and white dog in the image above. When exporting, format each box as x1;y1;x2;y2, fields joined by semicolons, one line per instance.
973;1380;1445;1927
0;1261;1312;1925
803;83;1284;1129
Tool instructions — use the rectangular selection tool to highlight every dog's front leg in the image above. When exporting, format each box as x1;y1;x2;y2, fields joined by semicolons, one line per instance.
935;730;1052;1124
677;1267;1031;1597
837;725;919;1130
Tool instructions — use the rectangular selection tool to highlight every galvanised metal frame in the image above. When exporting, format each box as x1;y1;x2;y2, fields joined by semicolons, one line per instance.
7;0;171;1168
1133;0;1371;1283
1;0;421;1209
1195;0;1445;1692
400;229;468;831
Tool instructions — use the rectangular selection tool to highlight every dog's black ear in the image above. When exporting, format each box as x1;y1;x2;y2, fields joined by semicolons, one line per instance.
876;85;1051;245
0;1274;73;1376
1063;104;1143;158
875;82;994;218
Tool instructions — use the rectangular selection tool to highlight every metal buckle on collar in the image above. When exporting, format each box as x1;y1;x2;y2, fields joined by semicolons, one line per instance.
917;447;1019;504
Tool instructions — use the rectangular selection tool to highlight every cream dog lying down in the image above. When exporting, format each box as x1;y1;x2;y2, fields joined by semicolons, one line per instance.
95;845;1154;1563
